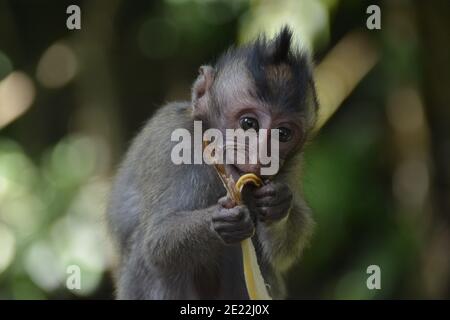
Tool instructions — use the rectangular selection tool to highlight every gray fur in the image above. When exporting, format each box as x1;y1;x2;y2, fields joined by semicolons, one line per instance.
107;102;314;299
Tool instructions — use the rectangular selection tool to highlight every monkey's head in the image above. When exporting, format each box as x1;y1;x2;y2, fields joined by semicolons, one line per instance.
192;26;318;179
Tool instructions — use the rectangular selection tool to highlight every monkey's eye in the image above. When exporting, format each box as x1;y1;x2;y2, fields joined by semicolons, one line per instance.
278;127;292;142
239;117;259;131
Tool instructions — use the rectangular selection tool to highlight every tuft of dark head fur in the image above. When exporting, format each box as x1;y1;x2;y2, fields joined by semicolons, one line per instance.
214;26;318;118
267;25;293;64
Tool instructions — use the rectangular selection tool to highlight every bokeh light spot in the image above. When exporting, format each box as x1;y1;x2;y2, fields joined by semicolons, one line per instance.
0;72;35;128
36;43;78;88
24;241;64;291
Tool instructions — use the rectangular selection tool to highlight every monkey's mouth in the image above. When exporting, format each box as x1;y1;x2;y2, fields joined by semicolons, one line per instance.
225;163;277;184
225;165;244;183
226;164;265;183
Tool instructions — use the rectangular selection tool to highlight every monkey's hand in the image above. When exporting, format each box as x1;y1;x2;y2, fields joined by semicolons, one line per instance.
211;197;255;244
247;180;293;224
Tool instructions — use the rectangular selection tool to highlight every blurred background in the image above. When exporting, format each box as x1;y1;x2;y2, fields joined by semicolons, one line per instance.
0;0;449;299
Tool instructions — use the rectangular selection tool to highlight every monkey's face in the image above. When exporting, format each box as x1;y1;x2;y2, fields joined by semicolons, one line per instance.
192;65;314;179
192;29;317;179
218;98;307;180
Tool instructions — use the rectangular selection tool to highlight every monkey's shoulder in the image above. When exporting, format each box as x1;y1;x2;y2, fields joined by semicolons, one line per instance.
120;101;222;209
124;101;208;182
148;101;193;130
130;101;193;151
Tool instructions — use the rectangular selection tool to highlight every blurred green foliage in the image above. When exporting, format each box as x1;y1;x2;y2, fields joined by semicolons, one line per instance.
0;135;110;299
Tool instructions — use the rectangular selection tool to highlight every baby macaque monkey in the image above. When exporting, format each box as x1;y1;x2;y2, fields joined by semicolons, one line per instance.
108;26;318;299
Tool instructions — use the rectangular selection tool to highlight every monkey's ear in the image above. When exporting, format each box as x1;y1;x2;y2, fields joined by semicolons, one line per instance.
192;65;215;112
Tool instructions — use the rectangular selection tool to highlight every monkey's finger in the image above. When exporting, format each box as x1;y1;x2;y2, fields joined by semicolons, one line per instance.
213;220;253;234
220;226;255;243
218;196;236;209
212;213;254;232
252;184;277;198
212;206;246;222
254;193;292;207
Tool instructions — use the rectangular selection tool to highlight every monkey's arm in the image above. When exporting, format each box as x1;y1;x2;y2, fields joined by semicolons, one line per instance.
130;203;223;271
255;198;314;273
